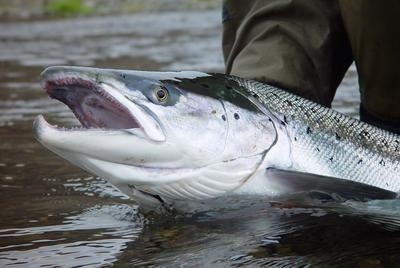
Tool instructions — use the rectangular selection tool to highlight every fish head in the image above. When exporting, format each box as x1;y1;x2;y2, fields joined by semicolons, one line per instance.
34;66;278;212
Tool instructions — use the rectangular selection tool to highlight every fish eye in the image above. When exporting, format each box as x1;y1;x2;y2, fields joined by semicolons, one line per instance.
153;86;169;103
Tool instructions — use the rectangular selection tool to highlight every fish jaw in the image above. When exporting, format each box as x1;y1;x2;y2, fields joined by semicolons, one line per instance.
34;115;270;211
33;115;178;173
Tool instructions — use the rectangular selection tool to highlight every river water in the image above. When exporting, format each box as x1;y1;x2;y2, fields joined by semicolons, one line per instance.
1;9;400;267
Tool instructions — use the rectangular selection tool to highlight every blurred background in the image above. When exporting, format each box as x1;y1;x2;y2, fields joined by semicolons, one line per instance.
3;1;393;267
0;0;219;20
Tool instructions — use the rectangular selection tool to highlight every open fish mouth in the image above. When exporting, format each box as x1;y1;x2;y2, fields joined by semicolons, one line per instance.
43;77;141;130
36;69;165;142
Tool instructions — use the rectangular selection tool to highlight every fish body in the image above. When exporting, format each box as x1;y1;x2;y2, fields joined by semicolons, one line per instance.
33;66;399;212
233;78;400;193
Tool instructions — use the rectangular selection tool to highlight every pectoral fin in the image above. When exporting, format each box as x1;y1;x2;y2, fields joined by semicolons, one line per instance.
266;168;397;201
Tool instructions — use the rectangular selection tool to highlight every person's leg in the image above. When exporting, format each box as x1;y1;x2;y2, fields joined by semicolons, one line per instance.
339;0;400;133
222;0;353;107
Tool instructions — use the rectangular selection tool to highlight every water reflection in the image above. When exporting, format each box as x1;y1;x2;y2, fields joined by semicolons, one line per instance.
0;204;143;267
114;199;400;267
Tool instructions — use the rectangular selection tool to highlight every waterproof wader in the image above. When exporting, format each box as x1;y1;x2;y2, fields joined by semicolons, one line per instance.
223;0;400;133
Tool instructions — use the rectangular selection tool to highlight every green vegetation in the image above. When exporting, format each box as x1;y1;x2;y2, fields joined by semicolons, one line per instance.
0;0;221;21
44;0;92;17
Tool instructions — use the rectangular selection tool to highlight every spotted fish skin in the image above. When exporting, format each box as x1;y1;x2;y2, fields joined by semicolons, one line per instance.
231;76;400;193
